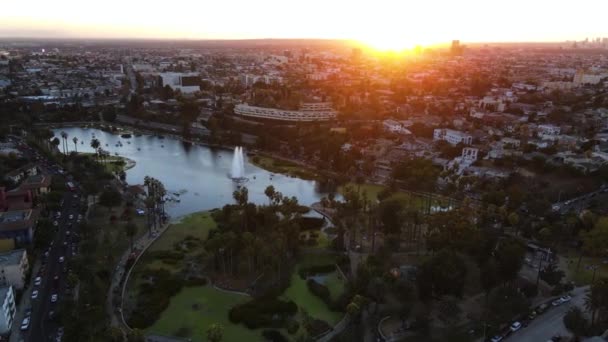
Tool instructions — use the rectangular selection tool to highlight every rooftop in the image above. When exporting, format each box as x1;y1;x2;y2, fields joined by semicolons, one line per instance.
0;249;25;266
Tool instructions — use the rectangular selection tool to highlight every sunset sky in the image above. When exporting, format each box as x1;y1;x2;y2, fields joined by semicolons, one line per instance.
2;0;607;49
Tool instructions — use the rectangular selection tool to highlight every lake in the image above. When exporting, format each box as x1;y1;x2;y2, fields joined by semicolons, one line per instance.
53;127;329;218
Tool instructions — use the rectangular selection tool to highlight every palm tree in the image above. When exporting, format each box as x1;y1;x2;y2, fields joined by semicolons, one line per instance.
72;136;78;153
60;131;68;154
124;221;137;251
90;138;100;161
51;137;61;151
207;323;224;342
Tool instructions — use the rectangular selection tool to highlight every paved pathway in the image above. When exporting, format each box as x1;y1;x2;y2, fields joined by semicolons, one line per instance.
107;221;171;331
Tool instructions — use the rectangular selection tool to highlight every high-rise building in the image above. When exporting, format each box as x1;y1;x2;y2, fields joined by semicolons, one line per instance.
451;40;463;55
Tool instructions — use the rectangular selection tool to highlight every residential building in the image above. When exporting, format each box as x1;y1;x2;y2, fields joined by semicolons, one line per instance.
3;164;38;186
0;249;28;290
433;128;473;145
159;72;200;94
0;286;15;334
383;120;412;135
0;209;40;244
17;175;51;196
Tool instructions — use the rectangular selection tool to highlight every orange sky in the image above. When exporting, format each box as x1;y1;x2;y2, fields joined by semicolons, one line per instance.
2;0;607;49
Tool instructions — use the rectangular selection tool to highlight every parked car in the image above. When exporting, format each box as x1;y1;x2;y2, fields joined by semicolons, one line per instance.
51;294;58;303
560;295;572;303
20;317;30;331
58;256;65;263
31;290;39;299
510;321;522;332
34;276;42;286
490;336;503;342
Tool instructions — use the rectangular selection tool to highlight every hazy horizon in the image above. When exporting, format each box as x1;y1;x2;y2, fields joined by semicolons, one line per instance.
3;0;608;50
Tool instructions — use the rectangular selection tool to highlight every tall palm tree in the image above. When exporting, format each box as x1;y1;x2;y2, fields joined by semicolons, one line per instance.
60;131;68;154
90;138;100;161
72;136;78;153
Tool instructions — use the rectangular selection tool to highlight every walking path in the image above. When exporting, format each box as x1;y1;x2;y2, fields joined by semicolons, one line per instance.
107;220;171;332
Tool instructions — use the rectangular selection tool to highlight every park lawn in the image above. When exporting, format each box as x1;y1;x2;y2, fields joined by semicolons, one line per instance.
250;154;319;180
283;272;343;325
324;271;346;301
148;211;216;252
148;286;264;342
298;253;338;268
563;254;608;285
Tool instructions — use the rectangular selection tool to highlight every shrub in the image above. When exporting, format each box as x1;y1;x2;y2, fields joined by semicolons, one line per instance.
298;264;335;279
229;297;297;329
184;277;208;287
304;319;331;337
307;279;331;302
297;217;325;231
286;319;300;334
261;330;288;342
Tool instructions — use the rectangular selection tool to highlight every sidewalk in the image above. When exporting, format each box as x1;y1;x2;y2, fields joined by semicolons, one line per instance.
107;220;171;331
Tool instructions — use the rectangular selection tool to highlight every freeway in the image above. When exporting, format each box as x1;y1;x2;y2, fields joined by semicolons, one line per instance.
503;286;588;342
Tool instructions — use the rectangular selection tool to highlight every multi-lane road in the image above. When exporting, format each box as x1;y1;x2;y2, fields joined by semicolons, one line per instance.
494;286;589;342
9;139;82;342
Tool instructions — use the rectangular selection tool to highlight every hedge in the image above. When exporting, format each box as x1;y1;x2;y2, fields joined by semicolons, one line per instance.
261;330;289;342
298;264;335;279
229;297;298;329
296;217;325;231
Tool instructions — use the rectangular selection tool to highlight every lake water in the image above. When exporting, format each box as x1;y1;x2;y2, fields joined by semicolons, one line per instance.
53;127;329;218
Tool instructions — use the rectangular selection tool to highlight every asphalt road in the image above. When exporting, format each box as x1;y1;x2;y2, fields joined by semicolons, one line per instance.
504;286;588;342
10;139;81;342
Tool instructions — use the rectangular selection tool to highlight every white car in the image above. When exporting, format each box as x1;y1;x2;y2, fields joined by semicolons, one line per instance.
560;295;572;303
34;276;42;286
20;317;30;331
31;290;39;299
510;321;522;332
68;214;74;220
552;298;564;306
53;221;59;227
51;294;58;303
490;336;503;342
58;256;65;263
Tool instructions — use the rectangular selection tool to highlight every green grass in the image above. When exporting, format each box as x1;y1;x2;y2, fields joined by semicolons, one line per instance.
563;254;608;285
324;271;346;301
148;286;263;342
339;183;453;210
250;154;319;180
283;273;343;325
148;211;216;252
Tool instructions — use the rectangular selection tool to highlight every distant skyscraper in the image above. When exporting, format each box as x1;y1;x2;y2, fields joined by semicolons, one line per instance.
352;48;362;61
451;40;463;56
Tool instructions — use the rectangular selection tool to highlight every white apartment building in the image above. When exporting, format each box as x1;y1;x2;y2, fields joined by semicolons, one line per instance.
159;72;200;94
234;103;336;122
433;129;473;145
573;70;606;85
0;249;29;290
537;124;561;136
238;74;283;87
383;120;412;135
0;286;15;334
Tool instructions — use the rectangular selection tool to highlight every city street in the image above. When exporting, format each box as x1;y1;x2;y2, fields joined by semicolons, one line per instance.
21;191;80;342
505;286;588;342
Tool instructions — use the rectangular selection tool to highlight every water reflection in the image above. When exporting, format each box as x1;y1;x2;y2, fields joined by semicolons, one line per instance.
54;127;331;218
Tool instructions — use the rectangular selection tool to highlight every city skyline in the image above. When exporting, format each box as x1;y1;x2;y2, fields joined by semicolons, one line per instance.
2;0;608;50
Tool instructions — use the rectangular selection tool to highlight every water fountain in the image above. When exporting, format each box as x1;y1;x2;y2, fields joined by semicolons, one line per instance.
231;146;247;181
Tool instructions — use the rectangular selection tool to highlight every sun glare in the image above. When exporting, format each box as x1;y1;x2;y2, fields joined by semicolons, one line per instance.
357;32;426;53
